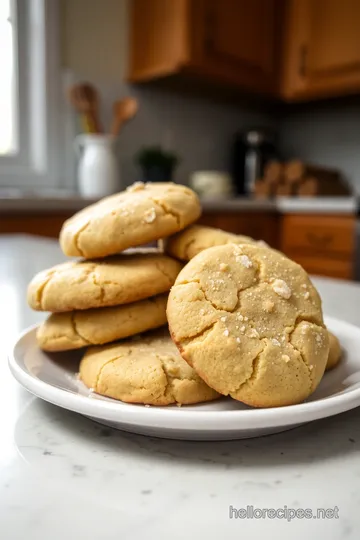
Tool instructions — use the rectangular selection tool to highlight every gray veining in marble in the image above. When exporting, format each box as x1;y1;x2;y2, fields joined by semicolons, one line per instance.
1;235;360;539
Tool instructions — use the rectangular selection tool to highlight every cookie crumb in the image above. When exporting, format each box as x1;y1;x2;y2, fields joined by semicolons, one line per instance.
237;314;244;321
282;354;290;363
304;291;310;300
223;329;229;337
271;279;291;300
244;316;249;322
236;337;241;343
301;324;310;335
143;208;156;223
236;254;253;268
240;326;246;333
271;338;281;347
240;255;253;268
127;181;145;192
309;365;313;371
264;300;275;313
220;316;227;322
199;308;205;315
145;404;150;408
248;328;259;338
220;263;229;272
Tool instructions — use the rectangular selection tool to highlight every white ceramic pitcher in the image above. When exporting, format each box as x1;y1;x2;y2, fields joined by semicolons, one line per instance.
74;134;119;197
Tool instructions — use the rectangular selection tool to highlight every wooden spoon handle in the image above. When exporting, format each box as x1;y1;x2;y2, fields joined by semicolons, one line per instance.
110;116;123;137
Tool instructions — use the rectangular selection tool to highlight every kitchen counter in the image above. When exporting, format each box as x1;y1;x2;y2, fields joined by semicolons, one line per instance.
0;190;357;214
1;234;360;539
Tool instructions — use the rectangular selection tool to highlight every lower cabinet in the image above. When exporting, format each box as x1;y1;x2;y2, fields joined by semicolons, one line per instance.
0;213;72;238
199;211;279;247
0;210;356;280
200;211;356;280
282;252;353;280
280;214;356;280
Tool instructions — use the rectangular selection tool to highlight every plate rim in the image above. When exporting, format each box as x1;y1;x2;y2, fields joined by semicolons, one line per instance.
8;316;360;432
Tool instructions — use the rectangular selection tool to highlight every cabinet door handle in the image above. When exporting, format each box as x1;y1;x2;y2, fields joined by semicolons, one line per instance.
306;232;334;248
299;45;308;77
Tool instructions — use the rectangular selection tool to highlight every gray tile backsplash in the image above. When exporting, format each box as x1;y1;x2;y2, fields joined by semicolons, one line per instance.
279;99;360;195
64;74;277;192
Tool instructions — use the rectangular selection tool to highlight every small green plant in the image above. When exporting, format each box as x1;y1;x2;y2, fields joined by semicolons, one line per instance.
135;146;179;171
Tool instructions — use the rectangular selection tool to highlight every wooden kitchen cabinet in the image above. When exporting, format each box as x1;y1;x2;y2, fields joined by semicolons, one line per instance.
281;0;360;100
0;213;72;238
280;214;356;279
199;211;280;247
130;0;360;102
128;0;280;95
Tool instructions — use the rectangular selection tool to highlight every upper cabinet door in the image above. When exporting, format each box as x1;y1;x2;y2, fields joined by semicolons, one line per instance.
192;0;279;93
308;0;360;76
282;0;360;100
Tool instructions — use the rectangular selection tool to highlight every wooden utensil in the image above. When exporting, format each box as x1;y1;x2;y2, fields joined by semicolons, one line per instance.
276;182;292;197
297;177;318;197
284;160;341;185
263;160;283;186
68;83;102;133
254;179;271;198
110;97;138;137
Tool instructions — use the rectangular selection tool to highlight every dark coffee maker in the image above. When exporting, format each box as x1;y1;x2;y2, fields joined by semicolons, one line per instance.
231;129;278;195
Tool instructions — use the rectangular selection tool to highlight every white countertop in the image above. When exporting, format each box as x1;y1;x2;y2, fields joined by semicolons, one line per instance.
0;189;357;214
1;235;360;539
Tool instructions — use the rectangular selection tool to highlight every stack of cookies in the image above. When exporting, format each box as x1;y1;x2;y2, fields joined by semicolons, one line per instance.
27;181;342;409
27;182;222;406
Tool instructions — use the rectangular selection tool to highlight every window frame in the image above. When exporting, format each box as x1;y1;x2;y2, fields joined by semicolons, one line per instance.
0;0;63;188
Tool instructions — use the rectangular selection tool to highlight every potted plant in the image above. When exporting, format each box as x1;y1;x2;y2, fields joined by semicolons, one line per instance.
135;146;179;182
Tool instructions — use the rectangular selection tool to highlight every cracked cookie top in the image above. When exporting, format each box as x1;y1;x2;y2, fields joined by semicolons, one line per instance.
79;328;220;406
27;252;182;312
167;243;329;408
37;294;168;352
165;224;257;261
59;182;201;259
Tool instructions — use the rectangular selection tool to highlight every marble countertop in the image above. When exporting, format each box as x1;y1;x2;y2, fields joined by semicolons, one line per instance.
0;189;357;214
2;235;360;539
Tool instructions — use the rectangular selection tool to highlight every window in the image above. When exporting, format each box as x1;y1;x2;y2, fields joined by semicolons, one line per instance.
0;0;15;155
0;0;62;188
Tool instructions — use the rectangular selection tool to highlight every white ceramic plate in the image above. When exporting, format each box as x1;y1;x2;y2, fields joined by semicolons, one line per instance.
8;316;360;441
